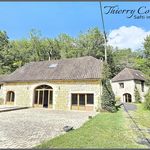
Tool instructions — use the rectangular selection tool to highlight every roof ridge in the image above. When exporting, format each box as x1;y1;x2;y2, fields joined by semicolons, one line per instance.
26;56;98;64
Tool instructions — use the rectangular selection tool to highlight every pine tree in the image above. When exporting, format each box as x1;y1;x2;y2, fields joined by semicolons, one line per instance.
101;63;117;112
134;85;141;103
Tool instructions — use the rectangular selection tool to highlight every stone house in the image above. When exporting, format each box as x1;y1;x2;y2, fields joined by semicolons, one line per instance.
0;56;103;111
0;56;149;111
111;68;149;103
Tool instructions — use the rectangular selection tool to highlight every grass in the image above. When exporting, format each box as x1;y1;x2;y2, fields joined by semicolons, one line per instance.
36;109;144;148
131;104;150;128
126;103;150;147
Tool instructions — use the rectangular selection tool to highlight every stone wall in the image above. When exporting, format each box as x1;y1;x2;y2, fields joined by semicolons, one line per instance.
111;80;149;102
1;80;102;111
0;84;4;104
111;80;135;102
135;80;149;102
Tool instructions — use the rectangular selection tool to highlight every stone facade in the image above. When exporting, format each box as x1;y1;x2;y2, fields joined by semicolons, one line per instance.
0;80;102;111
111;80;149;103
0;85;4;104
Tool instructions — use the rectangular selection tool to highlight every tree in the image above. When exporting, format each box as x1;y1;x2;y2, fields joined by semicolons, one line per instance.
101;63;117;112
0;31;10;74
57;33;78;58
143;36;150;79
112;48;136;75
134;85;141;103
78;27;105;58
29;29;43;61
42;39;61;60
8;40;32;72
144;88;150;110
144;35;150;58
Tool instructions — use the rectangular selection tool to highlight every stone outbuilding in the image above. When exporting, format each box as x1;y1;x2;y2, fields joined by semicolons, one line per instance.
0;56;103;111
111;68;149;103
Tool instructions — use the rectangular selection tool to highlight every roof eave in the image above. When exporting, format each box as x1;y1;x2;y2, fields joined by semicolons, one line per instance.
3;78;101;83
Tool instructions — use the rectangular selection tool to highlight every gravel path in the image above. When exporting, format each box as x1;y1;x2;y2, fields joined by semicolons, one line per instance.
123;103;137;112
0;108;97;148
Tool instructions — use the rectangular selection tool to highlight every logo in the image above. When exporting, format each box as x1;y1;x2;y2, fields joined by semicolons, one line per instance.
104;5;150;19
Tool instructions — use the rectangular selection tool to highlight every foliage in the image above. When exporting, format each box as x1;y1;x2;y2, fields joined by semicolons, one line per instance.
144;88;150;110
133;36;150;82
134;85;141;103
101;63;117;113
112;48;136;75
77;27;104;58
0;31;10;74
115;96;121;102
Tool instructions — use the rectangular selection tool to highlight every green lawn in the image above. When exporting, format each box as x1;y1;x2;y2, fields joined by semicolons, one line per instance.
36;109;144;148
130;103;150;142
131;104;150;128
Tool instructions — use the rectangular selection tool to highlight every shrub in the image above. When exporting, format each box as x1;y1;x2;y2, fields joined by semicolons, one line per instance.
134;85;141;103
115;96;121;103
144;88;150;110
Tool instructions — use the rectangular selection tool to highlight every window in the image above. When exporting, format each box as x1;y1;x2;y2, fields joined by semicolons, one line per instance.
87;94;94;104
141;81;144;92
34;85;53;107
79;94;85;105
119;83;124;88
71;94;77;105
71;93;94;105
6;91;15;102
34;91;38;104
39;91;43;104
49;91;53;104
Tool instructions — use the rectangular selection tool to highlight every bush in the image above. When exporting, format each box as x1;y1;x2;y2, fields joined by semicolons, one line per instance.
144;88;150;110
134;85;141;103
115;96;121;103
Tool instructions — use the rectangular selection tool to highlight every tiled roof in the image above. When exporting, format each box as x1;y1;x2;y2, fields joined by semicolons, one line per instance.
2;56;103;83
111;68;145;82
0;75;6;84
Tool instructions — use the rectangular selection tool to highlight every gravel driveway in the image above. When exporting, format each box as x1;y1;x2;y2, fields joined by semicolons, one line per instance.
123;103;137;112
0;108;96;148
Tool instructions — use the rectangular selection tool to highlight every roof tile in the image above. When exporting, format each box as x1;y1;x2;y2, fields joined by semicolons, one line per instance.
2;56;103;82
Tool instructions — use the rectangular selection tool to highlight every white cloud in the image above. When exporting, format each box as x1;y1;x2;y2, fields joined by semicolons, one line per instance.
108;26;150;50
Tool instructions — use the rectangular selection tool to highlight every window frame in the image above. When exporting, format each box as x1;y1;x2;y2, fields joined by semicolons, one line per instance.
6;91;15;103
119;83;124;88
71;93;94;106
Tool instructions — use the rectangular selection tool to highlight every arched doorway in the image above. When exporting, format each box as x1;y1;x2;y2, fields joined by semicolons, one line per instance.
6;91;15;105
34;85;53;108
123;93;132;103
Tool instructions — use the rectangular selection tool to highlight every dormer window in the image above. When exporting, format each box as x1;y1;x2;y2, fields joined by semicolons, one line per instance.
119;83;124;88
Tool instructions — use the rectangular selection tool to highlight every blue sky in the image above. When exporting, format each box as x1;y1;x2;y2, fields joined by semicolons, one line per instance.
0;2;150;50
